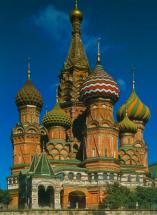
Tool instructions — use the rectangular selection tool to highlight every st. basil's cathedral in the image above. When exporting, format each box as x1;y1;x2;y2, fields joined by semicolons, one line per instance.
7;1;155;210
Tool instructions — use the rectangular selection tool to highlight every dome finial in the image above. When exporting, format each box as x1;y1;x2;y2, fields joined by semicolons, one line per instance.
75;0;78;8
56;87;59;103
27;57;31;80
132;66;136;90
97;38;101;64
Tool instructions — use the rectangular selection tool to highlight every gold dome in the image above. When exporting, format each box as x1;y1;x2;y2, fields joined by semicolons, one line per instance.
70;1;83;22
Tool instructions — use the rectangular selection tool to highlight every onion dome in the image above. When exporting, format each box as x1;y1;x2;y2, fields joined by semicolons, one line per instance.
80;41;120;103
70;0;83;22
16;63;43;109
119;111;137;134
117;78;150;124
43;102;71;129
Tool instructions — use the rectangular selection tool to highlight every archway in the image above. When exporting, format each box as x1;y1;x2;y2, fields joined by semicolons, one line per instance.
38;185;54;208
69;191;86;209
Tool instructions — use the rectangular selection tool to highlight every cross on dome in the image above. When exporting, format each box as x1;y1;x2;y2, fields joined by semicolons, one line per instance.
27;57;31;80
97;38;101;64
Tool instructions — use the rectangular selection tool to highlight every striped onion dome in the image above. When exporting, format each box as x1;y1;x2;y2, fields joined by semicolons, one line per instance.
16;67;43;109
119;112;137;134
80;62;120;104
117;89;150;124
43;103;71;129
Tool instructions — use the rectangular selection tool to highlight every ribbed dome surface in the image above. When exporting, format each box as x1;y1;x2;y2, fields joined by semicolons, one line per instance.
119;114;137;134
117;89;150;123
80;63;120;103
43;103;71;129
16;80;43;109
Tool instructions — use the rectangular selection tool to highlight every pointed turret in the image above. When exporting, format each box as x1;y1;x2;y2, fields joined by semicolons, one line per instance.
29;154;39;173
64;1;89;71
58;1;90;106
34;151;53;176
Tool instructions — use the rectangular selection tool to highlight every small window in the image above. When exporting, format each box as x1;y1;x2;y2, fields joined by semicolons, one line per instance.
13;177;16;184
68;172;74;180
58;173;64;181
8;178;12;185
136;175;140;182
88;174;92;182
79;76;83;81
128;175;131;182
76;173;81;181
103;173;107;180
94;173;98;182
109;173;114;180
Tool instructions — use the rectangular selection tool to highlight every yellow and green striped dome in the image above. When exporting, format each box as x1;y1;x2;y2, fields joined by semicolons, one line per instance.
117;89;150;123
43;103;71;129
119;113;137;134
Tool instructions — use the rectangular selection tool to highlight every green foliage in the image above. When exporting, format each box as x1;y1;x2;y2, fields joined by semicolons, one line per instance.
100;183;157;209
0;189;11;205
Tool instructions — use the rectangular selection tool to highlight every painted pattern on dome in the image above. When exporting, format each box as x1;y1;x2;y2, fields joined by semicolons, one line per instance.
16;80;43;109
81;64;120;103
117;89;150;123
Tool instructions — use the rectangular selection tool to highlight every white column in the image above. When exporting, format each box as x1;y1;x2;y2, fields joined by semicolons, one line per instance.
54;188;61;209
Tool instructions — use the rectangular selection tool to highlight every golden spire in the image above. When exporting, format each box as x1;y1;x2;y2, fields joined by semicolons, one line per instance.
70;0;83;32
97;38;101;64
63;1;89;71
27;57;31;80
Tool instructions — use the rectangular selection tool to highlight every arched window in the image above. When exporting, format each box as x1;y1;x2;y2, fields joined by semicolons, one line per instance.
128;175;131;182
68;172;74;180
94;173;98;182
8;178;12;185
136;175;140;182
103;173;107;180
38;185;54;208
76;173;81;181
109;173;114;180
69;191;86;209
58;173;64;181
13;177;16;184
88;174;92;182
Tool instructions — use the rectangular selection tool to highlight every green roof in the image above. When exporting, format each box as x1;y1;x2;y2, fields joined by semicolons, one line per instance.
149;163;157;178
29;154;39;173
34;152;54;176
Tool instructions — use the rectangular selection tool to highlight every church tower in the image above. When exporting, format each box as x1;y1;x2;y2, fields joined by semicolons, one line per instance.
11;63;44;175
58;2;91;159
80;42;120;171
117;71;150;173
58;1;90;108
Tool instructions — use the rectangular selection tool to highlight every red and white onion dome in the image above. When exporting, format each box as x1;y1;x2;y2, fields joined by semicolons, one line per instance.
80;60;120;104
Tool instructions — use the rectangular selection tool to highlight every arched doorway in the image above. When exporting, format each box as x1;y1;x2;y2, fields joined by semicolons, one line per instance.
38;185;54;208
69;191;86;209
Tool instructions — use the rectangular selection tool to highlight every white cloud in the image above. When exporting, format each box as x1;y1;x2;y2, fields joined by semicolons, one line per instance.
31;5;70;41
30;5;127;57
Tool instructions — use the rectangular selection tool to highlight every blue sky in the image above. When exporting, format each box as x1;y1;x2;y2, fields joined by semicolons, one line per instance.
0;0;157;188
